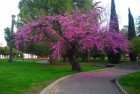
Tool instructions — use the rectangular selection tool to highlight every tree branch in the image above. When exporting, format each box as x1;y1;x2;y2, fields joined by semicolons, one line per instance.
53;20;69;42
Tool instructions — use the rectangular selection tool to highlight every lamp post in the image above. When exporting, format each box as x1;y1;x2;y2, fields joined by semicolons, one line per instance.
8;15;16;62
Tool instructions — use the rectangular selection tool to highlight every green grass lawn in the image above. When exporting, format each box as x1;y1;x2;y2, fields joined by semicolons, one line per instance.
119;71;140;94
0;59;102;94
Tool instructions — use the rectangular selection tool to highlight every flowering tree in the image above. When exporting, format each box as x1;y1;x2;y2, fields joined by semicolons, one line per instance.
15;7;129;72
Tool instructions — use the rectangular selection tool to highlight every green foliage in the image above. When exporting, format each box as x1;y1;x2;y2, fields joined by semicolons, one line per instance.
131;37;140;53
4;27;11;46
128;8;136;40
72;0;94;11
1;46;9;55
0;46;23;57
121;25;128;35
74;50;106;61
119;71;140;94
0;59;102;94
20;42;50;56
18;0;94;23
0;47;4;55
18;0;73;22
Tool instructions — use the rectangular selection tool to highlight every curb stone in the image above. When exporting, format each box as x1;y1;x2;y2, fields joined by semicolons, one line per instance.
39;75;71;94
115;70;139;94
39;67;115;94
115;79;128;94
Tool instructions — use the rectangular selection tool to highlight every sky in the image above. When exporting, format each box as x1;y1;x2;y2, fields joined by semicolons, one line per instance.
0;0;20;46
0;0;140;46
96;0;140;28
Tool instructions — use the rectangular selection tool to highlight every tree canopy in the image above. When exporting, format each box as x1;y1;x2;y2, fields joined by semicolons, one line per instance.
4;27;11;46
18;0;72;22
18;0;94;23
18;0;95;57
131;37;140;53
15;8;129;59
0;46;23;57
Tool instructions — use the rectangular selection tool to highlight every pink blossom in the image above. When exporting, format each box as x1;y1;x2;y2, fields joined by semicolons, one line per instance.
15;7;130;59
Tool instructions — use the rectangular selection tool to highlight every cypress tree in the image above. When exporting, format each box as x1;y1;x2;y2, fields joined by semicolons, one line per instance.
128;8;136;40
108;0;121;64
128;8;137;62
109;0;119;32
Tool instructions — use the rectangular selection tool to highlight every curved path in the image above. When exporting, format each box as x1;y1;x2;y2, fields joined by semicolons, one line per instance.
40;68;136;94
38;59;49;64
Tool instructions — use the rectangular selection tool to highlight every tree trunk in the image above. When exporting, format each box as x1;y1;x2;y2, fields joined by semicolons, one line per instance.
87;50;90;61
107;51;121;64
62;54;67;62
66;48;82;72
8;45;13;62
129;52;137;69
129;52;137;62
49;56;54;64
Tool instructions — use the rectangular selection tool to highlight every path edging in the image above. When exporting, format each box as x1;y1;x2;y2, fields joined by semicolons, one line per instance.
115;78;128;94
39;75;71;94
39;67;115;94
115;70;139;94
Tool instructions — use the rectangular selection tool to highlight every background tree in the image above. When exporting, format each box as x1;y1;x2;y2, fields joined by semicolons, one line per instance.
4;27;11;46
128;8;137;62
21;42;50;56
4;15;16;62
0;46;23;58
18;0;73;23
109;0;119;32
18;0;94;22
131;36;140;62
121;25;128;35
136;16;140;36
131;37;140;54
108;0;121;64
0;47;4;56
72;0;94;11
128;8;136;40
2;47;9;56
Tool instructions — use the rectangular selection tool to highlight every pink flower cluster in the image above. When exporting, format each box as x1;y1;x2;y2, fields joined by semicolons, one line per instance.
15;7;130;59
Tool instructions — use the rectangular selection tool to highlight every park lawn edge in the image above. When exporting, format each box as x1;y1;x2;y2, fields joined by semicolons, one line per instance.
26;64;104;94
0;59;104;94
118;71;140;94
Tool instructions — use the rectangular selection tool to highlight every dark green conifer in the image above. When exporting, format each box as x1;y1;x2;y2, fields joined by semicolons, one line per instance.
128;8;137;62
108;0;121;64
128;8;136;40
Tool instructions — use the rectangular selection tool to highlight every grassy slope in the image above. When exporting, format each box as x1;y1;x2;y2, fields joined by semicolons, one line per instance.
0;59;102;94
119;71;140;94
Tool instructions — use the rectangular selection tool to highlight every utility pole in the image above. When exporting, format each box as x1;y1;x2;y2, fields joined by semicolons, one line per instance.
8;15;16;62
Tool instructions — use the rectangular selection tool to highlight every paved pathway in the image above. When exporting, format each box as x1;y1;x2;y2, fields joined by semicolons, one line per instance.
40;67;137;94
38;59;49;64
